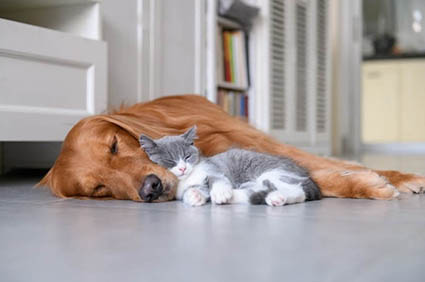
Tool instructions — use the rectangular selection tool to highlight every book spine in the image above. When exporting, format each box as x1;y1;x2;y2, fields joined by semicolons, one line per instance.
239;32;248;88
223;90;229;113
216;26;224;83
229;33;235;83
236;92;240;116
232;31;239;86
223;32;231;82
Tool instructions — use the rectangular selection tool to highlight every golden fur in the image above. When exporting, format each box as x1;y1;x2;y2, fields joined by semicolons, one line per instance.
38;95;425;201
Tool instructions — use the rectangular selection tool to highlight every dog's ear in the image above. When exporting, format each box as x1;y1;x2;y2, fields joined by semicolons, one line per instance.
139;134;157;153
98;114;147;139
181;125;198;144
98;113;180;140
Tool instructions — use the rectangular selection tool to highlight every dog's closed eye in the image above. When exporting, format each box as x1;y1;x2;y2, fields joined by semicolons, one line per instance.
110;137;118;154
94;184;106;193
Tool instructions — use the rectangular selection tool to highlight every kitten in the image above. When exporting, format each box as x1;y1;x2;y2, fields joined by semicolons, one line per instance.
139;126;321;207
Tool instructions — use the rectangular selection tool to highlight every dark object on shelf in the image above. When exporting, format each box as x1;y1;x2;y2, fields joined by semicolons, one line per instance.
218;0;259;31
373;34;396;55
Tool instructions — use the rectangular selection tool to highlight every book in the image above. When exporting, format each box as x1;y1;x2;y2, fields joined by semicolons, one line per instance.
229;32;235;83
223;32;231;82
220;30;248;88
236;31;248;88
216;26;224;83
216;89;249;119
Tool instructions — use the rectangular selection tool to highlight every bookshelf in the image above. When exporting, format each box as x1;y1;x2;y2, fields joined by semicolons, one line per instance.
206;1;254;121
205;0;332;155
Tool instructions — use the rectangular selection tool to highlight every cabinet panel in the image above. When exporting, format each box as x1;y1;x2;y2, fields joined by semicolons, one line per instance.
362;63;400;143
0;55;88;110
400;61;425;142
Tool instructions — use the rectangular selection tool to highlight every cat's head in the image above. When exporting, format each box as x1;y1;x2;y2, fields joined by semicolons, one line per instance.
139;126;199;179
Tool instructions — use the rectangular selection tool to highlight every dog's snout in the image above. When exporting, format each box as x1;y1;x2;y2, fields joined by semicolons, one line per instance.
139;174;163;202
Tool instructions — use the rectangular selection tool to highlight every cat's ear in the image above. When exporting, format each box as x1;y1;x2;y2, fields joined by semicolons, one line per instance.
139;134;157;153
182;126;198;144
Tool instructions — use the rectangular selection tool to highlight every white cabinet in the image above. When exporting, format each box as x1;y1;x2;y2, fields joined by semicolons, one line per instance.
362;62;400;143
0;0;107;141
399;61;425;142
362;59;425;143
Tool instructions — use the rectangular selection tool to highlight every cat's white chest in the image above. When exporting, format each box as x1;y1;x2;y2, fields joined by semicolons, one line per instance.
175;162;210;200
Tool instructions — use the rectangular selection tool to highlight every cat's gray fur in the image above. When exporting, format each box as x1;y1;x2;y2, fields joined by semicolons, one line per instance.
140;126;321;206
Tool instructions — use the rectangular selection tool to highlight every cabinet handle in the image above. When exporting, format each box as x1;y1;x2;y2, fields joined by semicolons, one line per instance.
367;71;381;79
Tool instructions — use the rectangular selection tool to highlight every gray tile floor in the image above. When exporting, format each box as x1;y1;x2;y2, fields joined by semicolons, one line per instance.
1;155;425;282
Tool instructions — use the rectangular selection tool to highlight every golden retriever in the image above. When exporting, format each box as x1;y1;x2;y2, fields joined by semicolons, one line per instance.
38;95;425;201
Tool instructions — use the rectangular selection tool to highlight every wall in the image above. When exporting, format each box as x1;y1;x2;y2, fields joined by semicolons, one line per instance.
157;0;204;96
102;0;147;107
102;0;204;107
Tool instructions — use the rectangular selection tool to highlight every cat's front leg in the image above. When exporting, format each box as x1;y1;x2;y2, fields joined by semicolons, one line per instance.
210;176;233;205
183;187;208;206
175;163;209;200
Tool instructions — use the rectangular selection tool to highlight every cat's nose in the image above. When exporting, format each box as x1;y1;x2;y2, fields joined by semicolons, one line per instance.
139;174;163;202
179;167;186;173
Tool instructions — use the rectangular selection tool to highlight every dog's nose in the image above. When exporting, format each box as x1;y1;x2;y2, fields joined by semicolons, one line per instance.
139;174;163;202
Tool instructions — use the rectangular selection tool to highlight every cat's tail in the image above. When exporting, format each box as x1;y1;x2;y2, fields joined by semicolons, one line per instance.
301;178;322;201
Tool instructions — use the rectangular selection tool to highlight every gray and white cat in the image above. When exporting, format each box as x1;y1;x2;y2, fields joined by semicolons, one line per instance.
139;126;321;206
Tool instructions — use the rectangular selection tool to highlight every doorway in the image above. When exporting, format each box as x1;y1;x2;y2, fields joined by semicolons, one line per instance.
362;0;425;154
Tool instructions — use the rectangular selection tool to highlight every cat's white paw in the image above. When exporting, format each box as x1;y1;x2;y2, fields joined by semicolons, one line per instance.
265;191;287;206
210;183;233;205
183;188;207;207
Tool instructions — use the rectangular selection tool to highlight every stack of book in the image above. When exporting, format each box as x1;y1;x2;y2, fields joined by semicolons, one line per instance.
216;29;249;89
217;89;248;119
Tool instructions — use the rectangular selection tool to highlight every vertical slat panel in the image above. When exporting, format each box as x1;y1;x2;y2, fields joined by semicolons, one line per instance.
316;0;327;134
270;0;286;130
295;1;308;132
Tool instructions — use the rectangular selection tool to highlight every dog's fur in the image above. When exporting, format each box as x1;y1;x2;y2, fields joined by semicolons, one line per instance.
38;95;425;201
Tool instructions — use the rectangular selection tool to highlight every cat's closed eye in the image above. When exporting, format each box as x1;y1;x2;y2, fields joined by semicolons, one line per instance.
184;154;191;161
162;160;176;167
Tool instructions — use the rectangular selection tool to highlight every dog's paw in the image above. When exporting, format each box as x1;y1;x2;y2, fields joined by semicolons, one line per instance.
210;184;233;205
183;188;207;207
265;191;287;206
397;177;425;194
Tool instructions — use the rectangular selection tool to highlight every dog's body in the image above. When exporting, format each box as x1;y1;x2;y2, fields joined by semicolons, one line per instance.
39;95;425;201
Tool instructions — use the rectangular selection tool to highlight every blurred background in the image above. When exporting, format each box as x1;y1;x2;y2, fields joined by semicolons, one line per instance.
1;0;425;174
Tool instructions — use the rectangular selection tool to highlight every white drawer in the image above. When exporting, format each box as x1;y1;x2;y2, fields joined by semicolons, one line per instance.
0;18;107;141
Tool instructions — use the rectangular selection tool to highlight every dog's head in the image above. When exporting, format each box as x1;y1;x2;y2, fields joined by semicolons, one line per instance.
38;114;178;202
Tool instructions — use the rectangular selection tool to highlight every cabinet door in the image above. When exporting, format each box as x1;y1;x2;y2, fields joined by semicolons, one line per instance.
400;61;425;142
362;62;400;143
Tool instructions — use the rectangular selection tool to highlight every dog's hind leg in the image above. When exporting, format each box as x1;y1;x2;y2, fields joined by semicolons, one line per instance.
310;169;400;200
